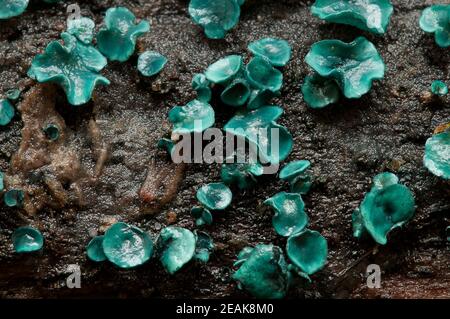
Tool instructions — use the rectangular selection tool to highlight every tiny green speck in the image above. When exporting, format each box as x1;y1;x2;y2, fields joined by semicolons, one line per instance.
430;80;448;96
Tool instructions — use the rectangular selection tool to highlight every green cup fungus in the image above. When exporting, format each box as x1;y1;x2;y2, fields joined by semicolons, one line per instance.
0;99;14;126
12;226;44;253
67;17;95;44
279;160;313;194
4;189;24;207
192;73;212;103
232;244;291;299
196;182;232;211
194;230;214;263
431;80;448;96
102;222;154;269
221;78;251;107
0;171;4;191
97;7;150;62
0;0;29;19
245;56;283;93
205;55;243;84
224;106;293;165
137;51;167;77
43;124;60;141
156;226;196;274
264;192;309;237
247;89;277;110
424;131;450;180
168;99;215;134
191;206;213;226
86;235;107;262
6;88;21;101
305;36;385;99
188;0;244;39
28;32;110;106
353;172;416;245
419;5;450;48
301;73;340;109
311;0;394;35
286;229;328;275
221;156;264;190
247;38;292;67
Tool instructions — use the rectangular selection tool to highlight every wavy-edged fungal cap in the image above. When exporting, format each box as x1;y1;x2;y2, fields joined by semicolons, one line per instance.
353;173;416;245
12;226;44;253
168;99;215;134
28;32;110;106
97;7;150;62
67;17;95;44
192;73;212;102
419;5;450;48
245;56;283;93
305;37;385;99
264;192;309;237
137;51;167;77
102;222;153;269
196;182;232;210
301;73;340;109
248;38;292;67
311;0;394;35
232;244;291;299
286;229;328;275
156;226;196;274
280;160;313;194
188;0;243;39
205;55;243;84
424;131;450;180
0;0;29;20
224;106;293;165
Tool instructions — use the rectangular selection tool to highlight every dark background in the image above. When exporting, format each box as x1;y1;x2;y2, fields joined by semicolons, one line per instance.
0;0;448;298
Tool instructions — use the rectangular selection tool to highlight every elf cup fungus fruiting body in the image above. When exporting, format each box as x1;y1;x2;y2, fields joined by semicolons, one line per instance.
188;0;244;39
264;192;309;237
196;183;232;211
353;173;416;245
424;131;450;180
156;226;196;274
102;222;154;269
419;5;450;48
97;7;150;62
12;226;44;253
311;0;394;35
305;37;385;99
232;244;291;299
